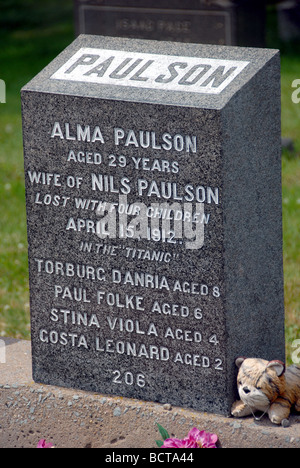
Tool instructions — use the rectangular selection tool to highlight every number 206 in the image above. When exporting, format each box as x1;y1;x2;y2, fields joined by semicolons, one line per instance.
112;370;146;388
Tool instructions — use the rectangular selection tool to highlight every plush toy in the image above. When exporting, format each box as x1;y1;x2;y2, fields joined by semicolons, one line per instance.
231;357;300;425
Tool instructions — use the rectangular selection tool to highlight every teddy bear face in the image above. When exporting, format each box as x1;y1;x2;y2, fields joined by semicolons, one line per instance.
236;358;286;412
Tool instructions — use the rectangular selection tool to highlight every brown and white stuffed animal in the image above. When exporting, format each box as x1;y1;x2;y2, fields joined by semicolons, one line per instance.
231;357;300;425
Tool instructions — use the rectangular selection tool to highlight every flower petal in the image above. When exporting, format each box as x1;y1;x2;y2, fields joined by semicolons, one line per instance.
198;431;218;448
37;439;54;448
162;438;186;448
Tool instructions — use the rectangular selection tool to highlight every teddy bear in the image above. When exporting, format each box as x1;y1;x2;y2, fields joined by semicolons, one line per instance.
231;357;300;425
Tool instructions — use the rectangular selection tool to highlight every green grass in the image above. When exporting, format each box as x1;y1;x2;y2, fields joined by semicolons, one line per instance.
282;153;300;363
0;2;299;363
0;0;74;338
281;47;300;362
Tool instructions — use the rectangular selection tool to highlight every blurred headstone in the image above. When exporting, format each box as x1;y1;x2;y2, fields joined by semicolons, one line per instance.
74;0;266;47
278;0;300;42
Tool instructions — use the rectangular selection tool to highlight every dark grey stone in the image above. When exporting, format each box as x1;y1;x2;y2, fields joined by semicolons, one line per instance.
21;35;285;416
74;0;266;47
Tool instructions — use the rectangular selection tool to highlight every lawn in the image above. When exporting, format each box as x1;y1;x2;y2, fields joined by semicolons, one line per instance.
0;2;299;363
0;0;74;338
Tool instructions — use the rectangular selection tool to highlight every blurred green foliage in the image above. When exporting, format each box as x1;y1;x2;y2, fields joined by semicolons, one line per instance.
0;0;73;32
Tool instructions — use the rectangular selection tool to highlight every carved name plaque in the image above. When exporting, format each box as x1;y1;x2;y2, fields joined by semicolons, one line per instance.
21;35;285;415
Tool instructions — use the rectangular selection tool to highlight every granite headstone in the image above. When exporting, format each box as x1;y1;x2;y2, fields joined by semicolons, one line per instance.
74;0;266;47
21;35;285;415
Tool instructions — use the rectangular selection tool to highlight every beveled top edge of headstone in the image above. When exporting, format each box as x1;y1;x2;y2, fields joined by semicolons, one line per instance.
21;34;279;110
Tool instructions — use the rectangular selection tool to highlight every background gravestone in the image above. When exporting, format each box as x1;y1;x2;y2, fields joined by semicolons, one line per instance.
21;35;285;415
74;0;266;47
278;0;300;42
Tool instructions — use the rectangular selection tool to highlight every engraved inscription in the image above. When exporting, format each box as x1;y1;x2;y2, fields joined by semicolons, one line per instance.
51;48;249;94
77;6;232;45
25;110;225;401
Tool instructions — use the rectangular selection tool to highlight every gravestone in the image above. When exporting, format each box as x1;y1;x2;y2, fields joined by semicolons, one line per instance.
278;0;300;42
74;0;266;47
21;35;285;415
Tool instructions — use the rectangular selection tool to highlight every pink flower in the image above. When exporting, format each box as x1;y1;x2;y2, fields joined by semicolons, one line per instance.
162;428;218;448
162;437;198;448
37;439;54;448
194;429;219;448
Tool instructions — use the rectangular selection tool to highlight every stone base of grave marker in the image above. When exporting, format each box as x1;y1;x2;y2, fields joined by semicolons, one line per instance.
1;338;299;449
21;35;285;416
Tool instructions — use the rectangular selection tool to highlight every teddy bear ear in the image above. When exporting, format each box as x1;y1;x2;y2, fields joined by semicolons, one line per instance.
235;357;247;368
266;360;285;377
